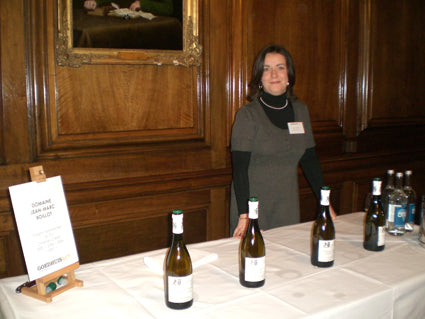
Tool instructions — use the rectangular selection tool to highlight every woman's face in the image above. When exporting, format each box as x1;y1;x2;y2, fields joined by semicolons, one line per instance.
261;53;289;96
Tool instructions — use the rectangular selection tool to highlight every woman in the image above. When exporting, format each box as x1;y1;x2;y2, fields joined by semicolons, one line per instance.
230;44;336;238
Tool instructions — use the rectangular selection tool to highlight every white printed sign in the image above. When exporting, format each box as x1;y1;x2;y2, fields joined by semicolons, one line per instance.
9;176;79;281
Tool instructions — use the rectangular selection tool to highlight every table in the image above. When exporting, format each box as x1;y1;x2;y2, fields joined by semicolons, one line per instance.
72;9;183;50
1;212;425;319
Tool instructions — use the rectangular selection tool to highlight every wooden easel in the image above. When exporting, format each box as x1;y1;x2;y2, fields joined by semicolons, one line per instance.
20;166;83;303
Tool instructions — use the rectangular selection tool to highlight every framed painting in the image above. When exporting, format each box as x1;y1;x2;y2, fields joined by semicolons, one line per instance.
56;0;201;67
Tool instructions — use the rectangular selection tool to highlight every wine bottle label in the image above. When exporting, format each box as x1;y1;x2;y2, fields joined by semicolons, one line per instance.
378;226;385;246
167;274;192;303
248;201;259;219
407;204;416;223
244;256;265;282
172;214;183;234
318;239;334;262
389;205;406;227
320;189;330;206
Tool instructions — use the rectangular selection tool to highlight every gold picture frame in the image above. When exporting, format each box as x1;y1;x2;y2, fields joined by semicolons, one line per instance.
56;0;201;67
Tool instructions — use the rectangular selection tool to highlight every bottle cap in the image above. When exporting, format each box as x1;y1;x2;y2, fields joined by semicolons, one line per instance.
320;187;330;206
172;210;184;234
372;178;382;195
248;199;259;219
45;282;57;293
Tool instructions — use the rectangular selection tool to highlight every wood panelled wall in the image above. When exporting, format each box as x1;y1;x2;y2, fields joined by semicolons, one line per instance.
241;0;425;220
0;0;424;278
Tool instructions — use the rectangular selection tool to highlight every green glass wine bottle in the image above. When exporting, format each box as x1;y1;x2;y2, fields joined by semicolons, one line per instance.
239;197;266;288
364;178;386;251
311;186;335;267
164;209;193;309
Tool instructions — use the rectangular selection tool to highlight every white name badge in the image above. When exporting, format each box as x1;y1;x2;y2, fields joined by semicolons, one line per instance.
288;122;305;134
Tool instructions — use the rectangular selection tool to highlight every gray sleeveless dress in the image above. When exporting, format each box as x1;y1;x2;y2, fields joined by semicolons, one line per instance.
230;99;315;234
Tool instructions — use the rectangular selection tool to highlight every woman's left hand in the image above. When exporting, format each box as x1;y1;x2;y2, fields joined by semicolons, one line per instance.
233;214;248;238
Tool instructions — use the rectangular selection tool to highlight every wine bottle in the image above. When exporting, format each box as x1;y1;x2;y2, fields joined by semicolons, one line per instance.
364;178;386;251
239;197;265;288
387;172;407;236
164;209;193;309
311;186;335;267
403;170;417;232
382;169;395;227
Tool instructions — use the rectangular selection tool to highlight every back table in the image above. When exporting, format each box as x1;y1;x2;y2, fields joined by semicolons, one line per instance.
1;212;425;319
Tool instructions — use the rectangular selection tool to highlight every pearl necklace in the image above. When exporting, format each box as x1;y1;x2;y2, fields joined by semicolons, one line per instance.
259;96;288;110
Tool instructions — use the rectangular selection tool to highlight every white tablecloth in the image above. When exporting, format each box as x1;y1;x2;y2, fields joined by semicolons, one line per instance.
1;212;425;319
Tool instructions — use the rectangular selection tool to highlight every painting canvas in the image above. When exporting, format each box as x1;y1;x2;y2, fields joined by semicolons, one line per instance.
72;0;183;50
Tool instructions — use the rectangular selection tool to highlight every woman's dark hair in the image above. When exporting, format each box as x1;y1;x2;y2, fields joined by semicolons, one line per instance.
247;44;296;101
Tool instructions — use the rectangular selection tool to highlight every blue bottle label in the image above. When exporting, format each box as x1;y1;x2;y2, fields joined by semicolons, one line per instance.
407;204;416;223
394;206;406;227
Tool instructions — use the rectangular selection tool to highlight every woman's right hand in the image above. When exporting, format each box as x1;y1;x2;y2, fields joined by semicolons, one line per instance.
84;0;97;10
233;214;248;238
